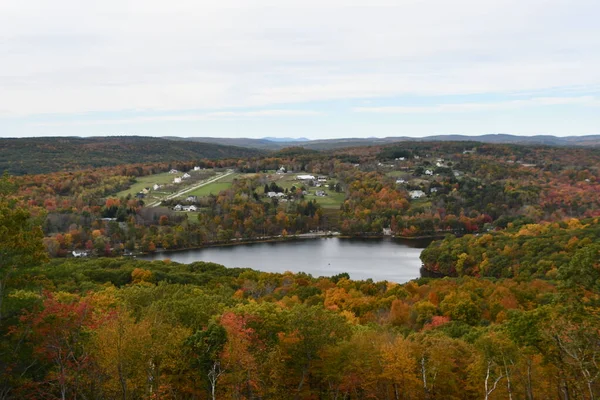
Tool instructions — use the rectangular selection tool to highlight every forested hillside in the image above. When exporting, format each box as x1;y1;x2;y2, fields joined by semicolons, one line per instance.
0;136;264;175
1;141;600;399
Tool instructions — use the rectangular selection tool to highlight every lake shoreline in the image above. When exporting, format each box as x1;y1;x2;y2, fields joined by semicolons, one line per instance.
138;236;431;283
139;232;442;257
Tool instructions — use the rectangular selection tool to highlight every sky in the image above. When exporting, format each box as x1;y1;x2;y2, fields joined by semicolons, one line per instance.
1;0;600;139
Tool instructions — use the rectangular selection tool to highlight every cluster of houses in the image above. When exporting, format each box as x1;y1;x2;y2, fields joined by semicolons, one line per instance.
169;168;200;184
173;204;197;212
173;195;200;212
296;175;328;184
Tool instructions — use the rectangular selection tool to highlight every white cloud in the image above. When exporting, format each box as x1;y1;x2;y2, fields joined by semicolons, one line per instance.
31;109;323;126
0;0;599;118
354;96;600;114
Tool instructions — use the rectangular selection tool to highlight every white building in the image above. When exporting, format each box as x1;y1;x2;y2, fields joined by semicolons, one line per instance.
173;177;182;184
409;190;426;199
182;173;191;179
169;169;178;174
425;170;434;176
296;174;315;181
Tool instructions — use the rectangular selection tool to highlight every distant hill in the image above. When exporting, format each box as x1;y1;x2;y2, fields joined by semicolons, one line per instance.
262;137;310;142
0;136;264;175
169;134;600;151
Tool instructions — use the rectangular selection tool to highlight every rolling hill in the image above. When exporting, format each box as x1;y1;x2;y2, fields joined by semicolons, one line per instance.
0;136;264;175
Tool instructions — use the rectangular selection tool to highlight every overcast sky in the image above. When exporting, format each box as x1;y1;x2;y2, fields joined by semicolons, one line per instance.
1;0;599;139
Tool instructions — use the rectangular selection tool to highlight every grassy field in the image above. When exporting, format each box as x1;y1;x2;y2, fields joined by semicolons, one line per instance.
182;173;252;198
186;182;233;197
116;172;178;197
308;190;345;208
385;170;412;178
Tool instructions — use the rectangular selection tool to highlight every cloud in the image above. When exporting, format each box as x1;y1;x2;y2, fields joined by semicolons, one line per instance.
30;109;323;126
1;0;599;119
353;96;600;114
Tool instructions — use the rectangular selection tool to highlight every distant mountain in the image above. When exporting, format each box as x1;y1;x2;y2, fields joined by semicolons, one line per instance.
166;137;286;150
262;137;310;142
422;134;600;146
0;136;264;175
168;134;600;151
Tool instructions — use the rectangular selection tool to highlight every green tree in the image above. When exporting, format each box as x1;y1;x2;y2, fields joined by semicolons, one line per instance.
0;174;48;323
186;321;228;400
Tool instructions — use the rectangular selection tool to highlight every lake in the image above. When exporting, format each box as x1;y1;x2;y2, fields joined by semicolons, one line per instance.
140;237;432;283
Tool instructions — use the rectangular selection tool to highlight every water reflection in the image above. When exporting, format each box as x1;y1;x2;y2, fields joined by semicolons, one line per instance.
140;237;431;283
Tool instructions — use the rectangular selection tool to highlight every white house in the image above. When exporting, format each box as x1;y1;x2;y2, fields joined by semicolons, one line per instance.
317;176;328;182
182;173;191;179
425;170;434;176
193;166;201;171
315;190;327;197
395;157;405;161
153;184;161;191
186;195;198;202
173;204;183;211
396;179;406;184
409;190;426;199
296;174;315;181
430;187;439;193
169;169;179;174
267;192;286;198
182;205;197;212
173;177;182;184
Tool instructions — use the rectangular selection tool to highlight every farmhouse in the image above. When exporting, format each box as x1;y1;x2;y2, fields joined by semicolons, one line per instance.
173;177;182;184
169;169;179;174
296;174;315;181
409;190;426;199
182;173;191;179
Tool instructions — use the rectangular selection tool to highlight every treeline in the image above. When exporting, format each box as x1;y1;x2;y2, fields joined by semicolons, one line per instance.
4;140;600;257
3;169;600;399
2;256;599;399
0;136;263;175
42;177;324;256
421;217;600;279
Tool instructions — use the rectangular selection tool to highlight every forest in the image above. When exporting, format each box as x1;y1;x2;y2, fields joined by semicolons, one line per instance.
1;138;599;399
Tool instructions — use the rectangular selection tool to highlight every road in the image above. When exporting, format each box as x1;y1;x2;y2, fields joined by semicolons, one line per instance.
146;169;235;207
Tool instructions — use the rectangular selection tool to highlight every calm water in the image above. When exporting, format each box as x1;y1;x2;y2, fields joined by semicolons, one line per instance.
140;237;431;283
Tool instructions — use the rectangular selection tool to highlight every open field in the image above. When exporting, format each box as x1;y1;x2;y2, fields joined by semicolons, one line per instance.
185;182;233;197
309;190;345;208
116;172;180;197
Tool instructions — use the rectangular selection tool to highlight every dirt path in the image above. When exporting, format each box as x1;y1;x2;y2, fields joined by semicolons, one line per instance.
147;169;234;207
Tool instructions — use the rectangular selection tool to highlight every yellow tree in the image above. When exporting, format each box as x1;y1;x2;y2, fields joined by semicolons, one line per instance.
379;336;421;400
